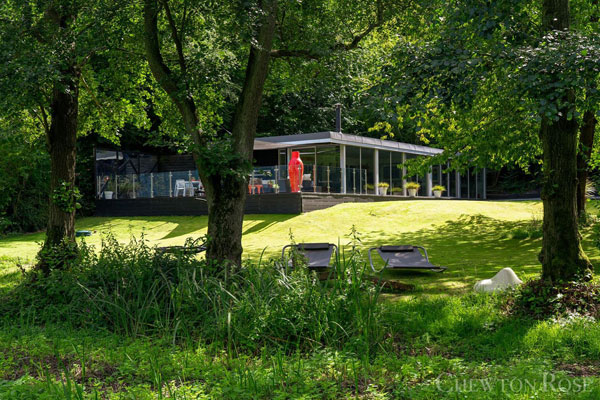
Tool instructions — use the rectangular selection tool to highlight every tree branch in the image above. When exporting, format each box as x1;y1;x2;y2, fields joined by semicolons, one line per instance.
270;0;384;59
143;0;201;142
160;0;187;75
80;74;104;111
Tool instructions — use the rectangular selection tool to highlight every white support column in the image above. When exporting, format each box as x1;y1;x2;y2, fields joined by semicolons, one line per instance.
373;149;379;195
340;144;346;194
402;153;407;196
426;169;433;197
456;171;461;198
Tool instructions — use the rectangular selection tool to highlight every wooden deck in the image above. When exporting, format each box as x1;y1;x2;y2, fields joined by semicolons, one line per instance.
95;192;448;217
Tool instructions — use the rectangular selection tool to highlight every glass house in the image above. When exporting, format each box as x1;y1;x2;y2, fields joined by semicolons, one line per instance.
95;131;486;200
252;131;486;199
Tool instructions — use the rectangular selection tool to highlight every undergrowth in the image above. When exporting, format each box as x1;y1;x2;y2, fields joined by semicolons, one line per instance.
1;234;384;355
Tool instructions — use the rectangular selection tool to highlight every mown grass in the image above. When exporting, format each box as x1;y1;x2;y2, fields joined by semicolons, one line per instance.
0;200;600;398
1;200;599;294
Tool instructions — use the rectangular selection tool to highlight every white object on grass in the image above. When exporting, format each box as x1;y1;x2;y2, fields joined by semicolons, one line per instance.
474;267;522;293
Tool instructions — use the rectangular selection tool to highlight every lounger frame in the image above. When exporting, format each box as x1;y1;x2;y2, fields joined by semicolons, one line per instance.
368;245;446;273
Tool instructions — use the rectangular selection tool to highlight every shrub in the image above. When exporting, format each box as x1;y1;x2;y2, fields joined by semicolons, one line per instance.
432;185;446;192
507;279;600;319
0;133;49;234
405;182;420;190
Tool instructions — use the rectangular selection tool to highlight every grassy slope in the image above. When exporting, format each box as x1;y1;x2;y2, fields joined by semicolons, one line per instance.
2;200;600;398
1;200;599;294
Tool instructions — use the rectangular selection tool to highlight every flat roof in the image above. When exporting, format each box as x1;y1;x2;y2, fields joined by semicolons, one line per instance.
254;131;443;156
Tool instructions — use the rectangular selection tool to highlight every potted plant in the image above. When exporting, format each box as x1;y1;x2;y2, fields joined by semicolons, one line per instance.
405;182;420;197
432;185;446;198
377;182;389;196
104;177;115;199
272;183;280;194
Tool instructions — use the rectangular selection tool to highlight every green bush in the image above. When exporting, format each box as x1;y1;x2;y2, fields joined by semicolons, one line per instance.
0;134;49;234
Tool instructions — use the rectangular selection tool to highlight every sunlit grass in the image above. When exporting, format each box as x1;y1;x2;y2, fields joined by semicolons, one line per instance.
1;200;600;398
1;200;599;296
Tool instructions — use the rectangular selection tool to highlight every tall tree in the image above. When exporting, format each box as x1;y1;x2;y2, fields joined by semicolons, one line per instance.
370;0;598;281
538;0;592;281
0;1;147;272
142;0;397;267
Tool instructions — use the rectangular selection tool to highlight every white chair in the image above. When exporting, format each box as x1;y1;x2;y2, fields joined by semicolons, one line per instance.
175;179;186;197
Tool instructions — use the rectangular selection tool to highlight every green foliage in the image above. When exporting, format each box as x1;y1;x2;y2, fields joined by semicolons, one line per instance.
503;215;543;240
509;279;600;319
0;0;150;143
432;185;446;192
35;239;80;273
405;181;420;190
8;234;383;353
51;182;82;214
0;126;49;235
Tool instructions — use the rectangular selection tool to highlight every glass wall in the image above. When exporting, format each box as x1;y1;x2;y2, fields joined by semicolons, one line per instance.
361;147;375;194
448;168;457;197
345;146;362;194
316;145;340;167
432;165;443;188
391;152;404;195
278;149;287;167
460;169;469;198
477;169;485;199
378;150;392;195
404;154;426;196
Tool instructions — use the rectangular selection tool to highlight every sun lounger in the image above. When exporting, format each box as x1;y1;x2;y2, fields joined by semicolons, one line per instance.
281;243;338;270
368;245;446;273
157;244;206;255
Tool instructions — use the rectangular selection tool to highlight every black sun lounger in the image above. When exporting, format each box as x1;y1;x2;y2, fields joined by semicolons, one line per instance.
157;244;206;255
281;243;339;270
368;245;446;273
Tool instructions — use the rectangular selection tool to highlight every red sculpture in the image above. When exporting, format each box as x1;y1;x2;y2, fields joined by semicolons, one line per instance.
288;151;304;193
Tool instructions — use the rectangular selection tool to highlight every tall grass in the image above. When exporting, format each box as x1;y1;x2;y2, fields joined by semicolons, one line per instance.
6;234;384;354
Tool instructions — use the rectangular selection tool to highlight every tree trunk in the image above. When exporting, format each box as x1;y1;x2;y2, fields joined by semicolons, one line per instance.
538;0;592;282
576;110;596;217
142;0;277;268
205;1;277;267
38;70;80;274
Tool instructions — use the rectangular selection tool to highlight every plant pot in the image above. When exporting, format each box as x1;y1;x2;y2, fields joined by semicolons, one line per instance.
433;190;442;198
104;191;113;200
408;188;417;197
378;187;388;196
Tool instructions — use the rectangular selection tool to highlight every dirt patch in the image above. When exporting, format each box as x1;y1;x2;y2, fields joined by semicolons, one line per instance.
557;362;600;377
1;347;123;393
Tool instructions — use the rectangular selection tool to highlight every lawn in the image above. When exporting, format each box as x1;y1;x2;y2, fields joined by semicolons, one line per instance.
1;200;599;294
1;200;600;399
